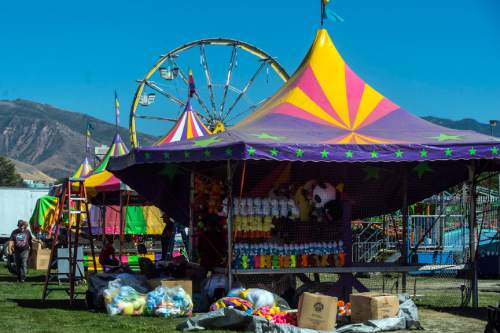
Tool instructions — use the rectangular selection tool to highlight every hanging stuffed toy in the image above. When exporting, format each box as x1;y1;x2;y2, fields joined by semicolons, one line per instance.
312;182;344;222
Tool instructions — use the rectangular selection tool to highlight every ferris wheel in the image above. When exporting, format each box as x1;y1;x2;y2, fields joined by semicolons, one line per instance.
129;38;290;148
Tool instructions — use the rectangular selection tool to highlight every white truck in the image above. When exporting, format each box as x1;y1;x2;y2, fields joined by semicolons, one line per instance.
0;187;48;259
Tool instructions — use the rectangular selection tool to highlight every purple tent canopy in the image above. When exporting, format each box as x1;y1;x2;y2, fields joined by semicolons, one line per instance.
109;29;499;220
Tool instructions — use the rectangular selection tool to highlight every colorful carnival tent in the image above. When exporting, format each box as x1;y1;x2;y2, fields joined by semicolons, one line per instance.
155;100;211;145
85;132;129;195
108;28;500;221
72;156;93;178
30;133;163;235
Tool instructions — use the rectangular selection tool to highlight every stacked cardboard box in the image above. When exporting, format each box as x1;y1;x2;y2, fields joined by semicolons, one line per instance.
28;240;51;270
350;292;399;323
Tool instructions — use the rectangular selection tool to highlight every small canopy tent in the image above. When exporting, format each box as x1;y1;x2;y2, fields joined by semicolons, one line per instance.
72;156;93;179
156;100;212;145
108;29;500;221
85;132;129;195
83;132;164;235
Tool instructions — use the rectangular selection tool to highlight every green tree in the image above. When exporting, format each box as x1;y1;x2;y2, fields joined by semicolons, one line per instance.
0;156;24;186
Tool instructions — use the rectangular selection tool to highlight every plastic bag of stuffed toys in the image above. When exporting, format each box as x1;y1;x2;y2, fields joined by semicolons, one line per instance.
104;281;147;316
103;279;193;317
145;286;193;317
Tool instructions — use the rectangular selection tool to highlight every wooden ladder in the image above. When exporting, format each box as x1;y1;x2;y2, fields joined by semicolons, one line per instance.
42;178;97;304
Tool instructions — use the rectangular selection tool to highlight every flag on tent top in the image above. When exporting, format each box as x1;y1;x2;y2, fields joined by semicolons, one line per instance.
321;0;344;24
86;123;93;138
188;68;196;98
115;91;120;126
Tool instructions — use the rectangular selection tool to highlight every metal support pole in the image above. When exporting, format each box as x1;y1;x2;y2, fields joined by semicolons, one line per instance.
188;172;194;260
401;169;408;293
468;163;479;308
119;190;123;264
226;160;234;290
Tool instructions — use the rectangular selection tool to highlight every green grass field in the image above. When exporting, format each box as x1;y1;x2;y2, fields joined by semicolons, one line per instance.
0;263;497;333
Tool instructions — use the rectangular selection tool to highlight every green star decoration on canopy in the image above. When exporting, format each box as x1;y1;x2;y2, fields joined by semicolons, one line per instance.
184;151;190;158
345;150;353;158
295;149;304;158
370;151;379;158
430;133;464;142
193;136;222;148
395;149;403;158
414;162;433;179
162;152;170;160
420;149;428;158
253;133;285;141
225;148;233;156
144;152;151;160
270;148;279;157
159;164;179;182
247;147;256;156
203;150;211;157
491;147;499;155
321;149;329;158
363;166;381;181
444;148;453;157
469;147;476;156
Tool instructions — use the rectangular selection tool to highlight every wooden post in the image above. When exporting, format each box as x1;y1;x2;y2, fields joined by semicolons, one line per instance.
468;163;478;308
226;160;234;290
401;168;408;293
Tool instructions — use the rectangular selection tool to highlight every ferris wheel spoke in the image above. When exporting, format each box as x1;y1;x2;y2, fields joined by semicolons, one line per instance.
199;44;218;117
142;80;185;106
222;60;267;121
219;45;237;118
226;105;258;124
170;60;212;117
136;115;179;122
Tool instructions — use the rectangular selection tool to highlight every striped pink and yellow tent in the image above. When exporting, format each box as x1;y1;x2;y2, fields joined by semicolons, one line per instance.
72;156;93;179
156;101;211;145
85;133;129;194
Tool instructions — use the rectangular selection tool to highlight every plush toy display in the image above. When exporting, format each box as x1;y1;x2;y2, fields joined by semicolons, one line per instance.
233;241;346;270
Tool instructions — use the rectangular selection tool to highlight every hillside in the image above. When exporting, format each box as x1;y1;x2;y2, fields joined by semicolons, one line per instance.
422;116;500;137
8;158;55;183
0;99;156;178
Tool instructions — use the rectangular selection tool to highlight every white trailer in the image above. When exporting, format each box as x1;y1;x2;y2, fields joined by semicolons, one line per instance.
0;187;48;243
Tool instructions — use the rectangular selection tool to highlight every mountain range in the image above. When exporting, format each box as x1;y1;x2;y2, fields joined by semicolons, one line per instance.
0;99;156;179
0;99;498;179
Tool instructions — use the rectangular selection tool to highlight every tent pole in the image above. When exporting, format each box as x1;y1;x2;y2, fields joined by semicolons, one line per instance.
119;190;123;264
226;160;234;290
468;163;478;308
188;171;194;260
401;168;408;293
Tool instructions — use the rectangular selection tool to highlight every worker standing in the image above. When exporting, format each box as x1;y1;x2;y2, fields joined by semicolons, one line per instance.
9;220;33;282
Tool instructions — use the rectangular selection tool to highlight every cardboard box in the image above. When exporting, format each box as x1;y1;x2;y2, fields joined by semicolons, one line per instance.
297;292;337;331
350;292;399;323
147;279;192;296
28;248;51;270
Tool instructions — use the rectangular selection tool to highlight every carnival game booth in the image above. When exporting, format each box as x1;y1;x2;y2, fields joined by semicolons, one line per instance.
109;29;500;305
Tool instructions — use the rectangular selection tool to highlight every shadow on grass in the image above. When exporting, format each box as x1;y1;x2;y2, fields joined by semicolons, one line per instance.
0;274;46;283
9;298;88;311
423;306;489;321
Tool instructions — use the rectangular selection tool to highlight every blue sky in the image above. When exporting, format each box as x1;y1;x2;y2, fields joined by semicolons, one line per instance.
1;0;499;136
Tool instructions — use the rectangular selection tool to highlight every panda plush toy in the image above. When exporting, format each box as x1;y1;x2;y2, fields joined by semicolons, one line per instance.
312;182;343;222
